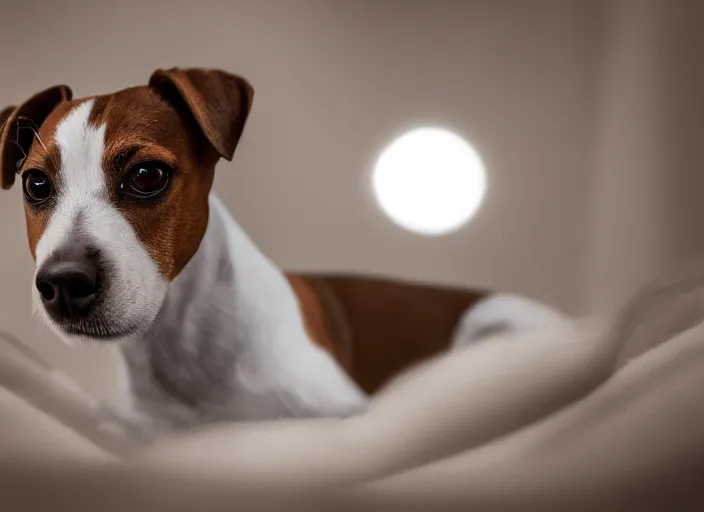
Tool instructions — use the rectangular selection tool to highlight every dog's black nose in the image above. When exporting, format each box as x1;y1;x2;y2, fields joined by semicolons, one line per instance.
36;258;99;320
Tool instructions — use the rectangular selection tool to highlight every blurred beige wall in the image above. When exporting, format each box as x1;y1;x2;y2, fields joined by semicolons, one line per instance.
0;0;701;399
585;0;704;311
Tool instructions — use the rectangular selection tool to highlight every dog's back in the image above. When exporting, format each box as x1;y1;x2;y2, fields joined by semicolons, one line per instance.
287;274;565;393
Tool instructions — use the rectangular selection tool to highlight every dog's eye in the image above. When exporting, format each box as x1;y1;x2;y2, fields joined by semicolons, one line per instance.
22;169;53;204
121;163;171;200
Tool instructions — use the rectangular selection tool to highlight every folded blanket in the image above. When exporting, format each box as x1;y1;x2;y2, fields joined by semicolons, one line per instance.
2;267;704;510
614;262;704;364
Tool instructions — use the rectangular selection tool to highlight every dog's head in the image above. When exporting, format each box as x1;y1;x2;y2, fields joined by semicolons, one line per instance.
0;68;253;343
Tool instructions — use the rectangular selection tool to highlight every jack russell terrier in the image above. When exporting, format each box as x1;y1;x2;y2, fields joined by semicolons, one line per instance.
0;68;565;434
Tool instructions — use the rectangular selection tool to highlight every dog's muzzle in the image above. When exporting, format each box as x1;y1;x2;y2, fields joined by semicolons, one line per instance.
35;243;102;322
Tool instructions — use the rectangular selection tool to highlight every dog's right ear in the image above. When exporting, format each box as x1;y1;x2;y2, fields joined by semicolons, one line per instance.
148;68;254;162
0;85;72;190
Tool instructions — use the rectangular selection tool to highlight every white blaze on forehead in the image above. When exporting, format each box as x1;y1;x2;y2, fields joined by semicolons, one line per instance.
35;99;106;266
32;98;168;341
55;99;107;199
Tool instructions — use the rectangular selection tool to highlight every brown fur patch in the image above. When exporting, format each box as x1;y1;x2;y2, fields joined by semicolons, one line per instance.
86;87;218;280
299;275;488;393
286;275;350;368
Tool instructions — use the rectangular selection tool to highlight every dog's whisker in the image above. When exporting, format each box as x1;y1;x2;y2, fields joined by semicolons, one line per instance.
11;118;54;174
9;139;28;173
17;119;49;154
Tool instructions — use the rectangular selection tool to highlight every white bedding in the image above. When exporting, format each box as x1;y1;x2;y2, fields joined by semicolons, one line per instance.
2;271;704;510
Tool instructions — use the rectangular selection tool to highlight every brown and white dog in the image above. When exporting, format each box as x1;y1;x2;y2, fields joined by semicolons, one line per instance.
0;68;565;434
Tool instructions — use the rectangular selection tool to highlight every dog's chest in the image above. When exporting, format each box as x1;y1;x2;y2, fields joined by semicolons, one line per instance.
120;290;243;428
120;340;237;430
120;289;296;429
124;344;295;431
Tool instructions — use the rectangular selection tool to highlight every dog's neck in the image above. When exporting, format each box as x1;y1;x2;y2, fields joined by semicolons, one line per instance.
153;193;303;344
119;194;309;426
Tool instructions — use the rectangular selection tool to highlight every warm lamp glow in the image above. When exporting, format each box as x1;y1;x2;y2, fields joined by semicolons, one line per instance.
372;128;486;236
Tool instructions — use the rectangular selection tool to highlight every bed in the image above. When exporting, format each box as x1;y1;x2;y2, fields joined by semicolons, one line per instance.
2;265;704;511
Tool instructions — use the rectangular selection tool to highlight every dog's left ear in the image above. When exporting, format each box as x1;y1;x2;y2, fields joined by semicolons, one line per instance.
0;106;14;130
0;105;18;190
148;68;254;162
0;85;73;190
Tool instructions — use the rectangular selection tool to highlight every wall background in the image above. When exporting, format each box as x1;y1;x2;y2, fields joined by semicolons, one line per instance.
0;0;702;401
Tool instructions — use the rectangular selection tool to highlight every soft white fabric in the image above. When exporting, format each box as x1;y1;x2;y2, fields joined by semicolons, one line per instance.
2;283;704;510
